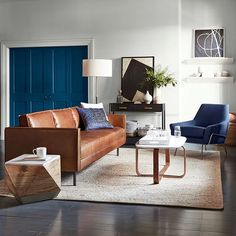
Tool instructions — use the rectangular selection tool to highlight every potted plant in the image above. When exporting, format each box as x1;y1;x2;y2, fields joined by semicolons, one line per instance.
144;65;177;104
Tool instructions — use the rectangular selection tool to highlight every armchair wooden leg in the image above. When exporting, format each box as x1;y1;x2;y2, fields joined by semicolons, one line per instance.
73;172;77;186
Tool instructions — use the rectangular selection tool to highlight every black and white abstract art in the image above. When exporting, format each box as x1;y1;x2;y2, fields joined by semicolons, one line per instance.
194;28;224;57
121;56;154;102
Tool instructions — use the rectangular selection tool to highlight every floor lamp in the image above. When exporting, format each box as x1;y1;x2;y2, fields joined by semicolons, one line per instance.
82;59;112;103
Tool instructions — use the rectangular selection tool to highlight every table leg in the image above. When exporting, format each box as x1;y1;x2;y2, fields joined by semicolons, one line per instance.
153;149;159;184
165;149;170;164
163;146;186;178
135;148;152;176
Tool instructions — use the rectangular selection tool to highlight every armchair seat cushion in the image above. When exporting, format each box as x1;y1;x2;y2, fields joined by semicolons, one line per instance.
181;126;205;138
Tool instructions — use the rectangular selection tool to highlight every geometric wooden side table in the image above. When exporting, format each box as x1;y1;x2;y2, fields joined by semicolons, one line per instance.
5;154;61;204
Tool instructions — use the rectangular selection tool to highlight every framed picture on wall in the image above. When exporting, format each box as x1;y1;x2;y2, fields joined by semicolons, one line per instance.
121;56;154;102
193;28;225;57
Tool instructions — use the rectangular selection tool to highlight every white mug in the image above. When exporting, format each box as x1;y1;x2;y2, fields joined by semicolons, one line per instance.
33;147;47;158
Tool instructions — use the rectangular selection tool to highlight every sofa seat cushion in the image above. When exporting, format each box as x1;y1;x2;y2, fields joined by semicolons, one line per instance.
52;108;76;128
181;126;205;138
80;127;125;160
26;111;55;128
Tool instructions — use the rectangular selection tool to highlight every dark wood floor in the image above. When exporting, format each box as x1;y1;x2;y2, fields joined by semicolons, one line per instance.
1;142;236;236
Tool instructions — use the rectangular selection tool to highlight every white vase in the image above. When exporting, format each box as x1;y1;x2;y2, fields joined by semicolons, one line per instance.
153;87;162;104
144;90;152;104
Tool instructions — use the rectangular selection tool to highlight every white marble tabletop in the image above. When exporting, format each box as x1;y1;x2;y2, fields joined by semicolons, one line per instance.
136;135;187;149
5;154;60;166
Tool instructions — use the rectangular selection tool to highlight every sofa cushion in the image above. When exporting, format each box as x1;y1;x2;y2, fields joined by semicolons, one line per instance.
181;126;205;138
77;108;113;130
80;127;125;159
81;102;104;109
26;111;55;128
81;102;108;120
52;109;76;128
70;107;80;128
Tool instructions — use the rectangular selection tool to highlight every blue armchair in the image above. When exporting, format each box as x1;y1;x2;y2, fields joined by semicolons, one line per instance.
170;104;229;156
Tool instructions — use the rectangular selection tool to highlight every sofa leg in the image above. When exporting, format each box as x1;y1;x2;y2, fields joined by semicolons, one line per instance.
117;148;119;156
174;148;177;156
73;172;77;186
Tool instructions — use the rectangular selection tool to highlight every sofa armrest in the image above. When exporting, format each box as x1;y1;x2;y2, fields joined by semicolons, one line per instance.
107;114;126;129
5;127;81;172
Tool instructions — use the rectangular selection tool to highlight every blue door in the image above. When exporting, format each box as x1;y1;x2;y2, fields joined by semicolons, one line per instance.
10;46;88;126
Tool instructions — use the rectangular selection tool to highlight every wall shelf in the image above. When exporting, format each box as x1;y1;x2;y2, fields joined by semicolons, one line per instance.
183;57;234;65
184;77;234;83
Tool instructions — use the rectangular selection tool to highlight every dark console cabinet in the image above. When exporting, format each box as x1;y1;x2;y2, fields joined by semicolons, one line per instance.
109;103;166;129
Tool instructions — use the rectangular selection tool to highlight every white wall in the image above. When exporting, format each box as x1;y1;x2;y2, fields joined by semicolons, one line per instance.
180;0;236;120
0;0;235;130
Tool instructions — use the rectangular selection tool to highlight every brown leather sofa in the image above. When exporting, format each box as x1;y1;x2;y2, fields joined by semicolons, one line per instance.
5;107;126;185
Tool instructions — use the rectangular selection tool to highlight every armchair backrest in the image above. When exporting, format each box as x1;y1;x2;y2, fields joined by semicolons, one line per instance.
194;104;229;127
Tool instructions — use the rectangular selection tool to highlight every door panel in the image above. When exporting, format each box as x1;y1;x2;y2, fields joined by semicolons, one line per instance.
54;48;67;93
31;48;44;94
12;49;28;93
10;46;88;126
12;101;28;126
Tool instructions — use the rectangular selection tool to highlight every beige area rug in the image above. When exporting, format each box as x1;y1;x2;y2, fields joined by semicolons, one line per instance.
58;148;223;209
0;148;223;209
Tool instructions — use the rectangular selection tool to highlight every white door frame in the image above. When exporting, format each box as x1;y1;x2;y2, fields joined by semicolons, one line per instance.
0;39;94;140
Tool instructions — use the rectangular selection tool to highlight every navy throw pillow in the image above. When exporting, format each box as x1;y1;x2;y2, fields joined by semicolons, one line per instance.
77;108;113;130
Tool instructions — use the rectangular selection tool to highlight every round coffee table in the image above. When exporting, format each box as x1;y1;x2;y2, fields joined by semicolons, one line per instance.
135;135;187;184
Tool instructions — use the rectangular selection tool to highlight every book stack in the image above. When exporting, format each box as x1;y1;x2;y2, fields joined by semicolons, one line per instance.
139;130;170;145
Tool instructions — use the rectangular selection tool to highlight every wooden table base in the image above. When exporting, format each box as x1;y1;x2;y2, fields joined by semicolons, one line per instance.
135;147;186;184
5;155;61;204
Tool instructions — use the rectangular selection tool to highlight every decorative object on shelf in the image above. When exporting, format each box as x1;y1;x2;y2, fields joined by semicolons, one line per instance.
194;28;225;57
153;87;162;104
221;70;230;77
143;65;177;104
202;71;215;78
137;127;148;137
145;124;154;130
126;120;138;137
143;90;152;104
139;129;171;145
116;90;124;103
121;56;154;103
82;59;112;103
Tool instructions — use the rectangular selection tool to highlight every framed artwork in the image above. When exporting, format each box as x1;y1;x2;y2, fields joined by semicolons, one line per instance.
194;28;225;57
121;56;154;102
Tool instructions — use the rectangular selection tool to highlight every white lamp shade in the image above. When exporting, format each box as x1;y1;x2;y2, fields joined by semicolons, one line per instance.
82;59;112;77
